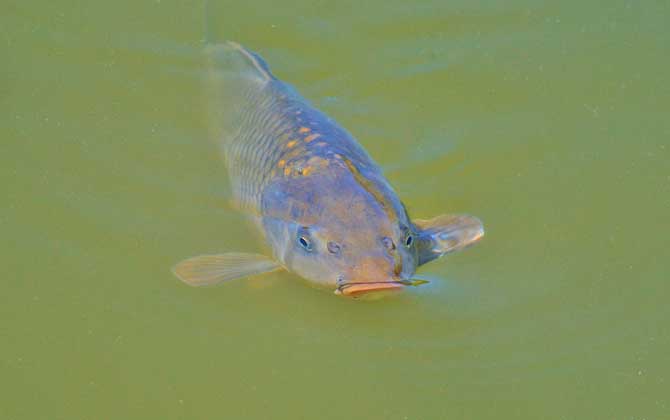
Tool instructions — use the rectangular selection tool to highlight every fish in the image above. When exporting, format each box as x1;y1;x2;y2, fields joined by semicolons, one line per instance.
173;42;484;297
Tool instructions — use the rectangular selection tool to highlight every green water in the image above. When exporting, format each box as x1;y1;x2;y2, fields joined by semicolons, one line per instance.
2;1;669;418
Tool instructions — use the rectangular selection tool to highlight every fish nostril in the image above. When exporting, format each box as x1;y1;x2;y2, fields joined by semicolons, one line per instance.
327;241;341;254
382;236;396;251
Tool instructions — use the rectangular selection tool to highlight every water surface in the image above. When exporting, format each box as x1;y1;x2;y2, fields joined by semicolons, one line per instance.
2;0;669;418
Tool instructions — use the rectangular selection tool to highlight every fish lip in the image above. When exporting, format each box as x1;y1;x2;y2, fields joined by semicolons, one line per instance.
471;227;485;244
334;281;405;296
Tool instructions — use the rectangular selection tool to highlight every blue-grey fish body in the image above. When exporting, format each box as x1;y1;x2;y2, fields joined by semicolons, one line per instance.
174;42;484;296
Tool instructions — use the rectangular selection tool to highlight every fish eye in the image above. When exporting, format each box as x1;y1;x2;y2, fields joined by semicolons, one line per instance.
382;237;396;251
327;241;341;254
405;235;413;247
298;235;312;251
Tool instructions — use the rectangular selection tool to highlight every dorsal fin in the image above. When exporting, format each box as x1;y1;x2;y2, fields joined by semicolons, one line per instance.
204;42;281;152
205;41;275;83
225;41;274;81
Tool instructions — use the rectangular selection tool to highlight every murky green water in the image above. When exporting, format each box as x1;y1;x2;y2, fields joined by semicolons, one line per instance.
3;1;669;418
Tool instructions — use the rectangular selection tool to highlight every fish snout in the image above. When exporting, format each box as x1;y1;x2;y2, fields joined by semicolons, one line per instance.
334;280;405;297
334;255;405;297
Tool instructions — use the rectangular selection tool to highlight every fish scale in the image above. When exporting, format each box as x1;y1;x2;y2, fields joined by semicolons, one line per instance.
173;42;484;296
210;42;381;213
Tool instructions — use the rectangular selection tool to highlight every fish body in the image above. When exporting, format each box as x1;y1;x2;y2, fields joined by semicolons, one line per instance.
174;42;484;296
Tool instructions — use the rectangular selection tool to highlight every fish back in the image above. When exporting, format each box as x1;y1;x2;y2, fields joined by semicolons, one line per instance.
206;42;381;213
206;42;310;210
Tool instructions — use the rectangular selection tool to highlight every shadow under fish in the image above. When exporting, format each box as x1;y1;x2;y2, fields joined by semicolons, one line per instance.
173;42;484;297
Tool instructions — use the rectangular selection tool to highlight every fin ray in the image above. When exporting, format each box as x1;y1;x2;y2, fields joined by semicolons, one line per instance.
415;214;484;265
173;253;282;287
204;41;274;86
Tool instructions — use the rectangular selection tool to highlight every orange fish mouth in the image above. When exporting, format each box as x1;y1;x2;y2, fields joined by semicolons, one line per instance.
334;281;406;297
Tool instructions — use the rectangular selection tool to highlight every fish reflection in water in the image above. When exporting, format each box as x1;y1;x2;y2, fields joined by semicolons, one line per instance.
173;42;484;297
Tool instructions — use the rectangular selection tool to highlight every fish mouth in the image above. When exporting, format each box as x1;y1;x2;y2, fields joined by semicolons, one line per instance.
334;281;405;297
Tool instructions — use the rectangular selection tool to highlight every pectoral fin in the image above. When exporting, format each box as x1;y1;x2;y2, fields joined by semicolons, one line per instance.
415;214;484;266
173;253;282;287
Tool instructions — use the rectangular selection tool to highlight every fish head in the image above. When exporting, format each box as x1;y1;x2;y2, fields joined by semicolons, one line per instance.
260;158;484;296
261;162;420;296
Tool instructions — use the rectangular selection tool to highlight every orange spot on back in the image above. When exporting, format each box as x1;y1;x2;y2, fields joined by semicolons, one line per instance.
302;166;313;176
286;140;297;148
304;133;321;143
298;127;311;134
284;167;291;176
307;156;329;168
284;148;303;160
277;159;286;168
